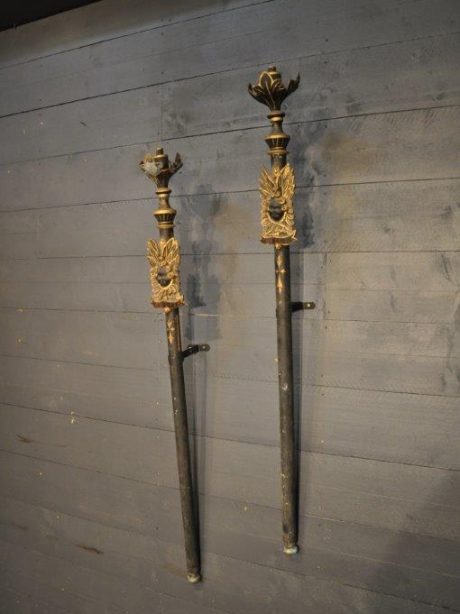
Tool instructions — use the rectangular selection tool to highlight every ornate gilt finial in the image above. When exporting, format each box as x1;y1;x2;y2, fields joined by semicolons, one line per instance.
141;147;184;310
249;67;299;246
140;147;183;189
248;66;300;112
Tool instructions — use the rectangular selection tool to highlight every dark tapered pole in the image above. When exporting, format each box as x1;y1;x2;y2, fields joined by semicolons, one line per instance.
140;148;207;583
249;66;314;554
274;244;298;553
165;308;201;580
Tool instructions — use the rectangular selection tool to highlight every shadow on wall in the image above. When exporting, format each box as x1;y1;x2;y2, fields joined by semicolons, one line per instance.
180;183;224;560
365;479;460;612
175;142;325;557
290;140;460;612
291;180;323;550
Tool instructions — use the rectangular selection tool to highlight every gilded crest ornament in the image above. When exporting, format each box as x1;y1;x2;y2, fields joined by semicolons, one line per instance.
260;163;296;245
147;237;184;309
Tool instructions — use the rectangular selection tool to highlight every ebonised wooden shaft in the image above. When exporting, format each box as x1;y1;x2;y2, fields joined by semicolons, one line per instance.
274;245;298;553
165;309;201;582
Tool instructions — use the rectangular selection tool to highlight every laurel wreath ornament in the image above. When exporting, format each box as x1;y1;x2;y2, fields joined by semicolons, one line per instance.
147;237;184;308
259;164;296;245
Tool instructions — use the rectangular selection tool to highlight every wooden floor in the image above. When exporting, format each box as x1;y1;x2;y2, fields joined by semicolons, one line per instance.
0;0;459;612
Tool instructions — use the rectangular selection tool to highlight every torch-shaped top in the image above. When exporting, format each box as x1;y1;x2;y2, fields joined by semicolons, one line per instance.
140;147;183;190
248;66;300;112
140;146;184;309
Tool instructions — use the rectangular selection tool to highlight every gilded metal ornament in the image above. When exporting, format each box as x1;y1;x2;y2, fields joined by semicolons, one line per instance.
260;163;296;245
248;66;300;111
140;151;183;189
147;237;184;309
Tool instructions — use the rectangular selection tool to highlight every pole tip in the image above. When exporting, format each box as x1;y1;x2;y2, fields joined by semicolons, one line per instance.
283;545;299;555
187;572;201;584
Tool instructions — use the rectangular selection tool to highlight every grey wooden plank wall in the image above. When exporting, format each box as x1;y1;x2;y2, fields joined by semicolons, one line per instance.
0;0;459;612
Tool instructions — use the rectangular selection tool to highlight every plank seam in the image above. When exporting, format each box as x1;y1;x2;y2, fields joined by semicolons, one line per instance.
0;0;274;72
2;176;460;214
0;304;457;327
1;495;459;612
0;27;458;121
2;448;460;546
1;400;459;472
0;102;458;168
0;352;458;396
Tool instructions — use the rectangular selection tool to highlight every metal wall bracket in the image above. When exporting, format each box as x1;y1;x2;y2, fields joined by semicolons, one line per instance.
182;343;211;360
292;301;316;313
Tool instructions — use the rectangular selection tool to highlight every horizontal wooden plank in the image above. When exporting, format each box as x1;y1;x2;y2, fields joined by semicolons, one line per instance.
0;540;162;614
0;308;457;397
3;251;458;292
27;180;460;257
0;87;162;166
0;0;458;116
1;407;459;540
0;307;454;362
0;496;162;591
0;202;38;266
2;33;460;164
0;251;458;324
0;233;37;260
0;281;457;326
323;289;458;325
0;309;162;369
0;489;453;584
1;571;227;614
0;254;153;284
163;33;460;140
201;347;458;396
0;586;68;614
1;107;459;212
1;535;451;614
0;494;458;610
0;353;458;469
0;209;37;236
324;251;460;293
0;0;263;69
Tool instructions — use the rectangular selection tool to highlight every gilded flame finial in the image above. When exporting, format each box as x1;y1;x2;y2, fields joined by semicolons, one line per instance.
140;147;183;190
248;66;300;112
